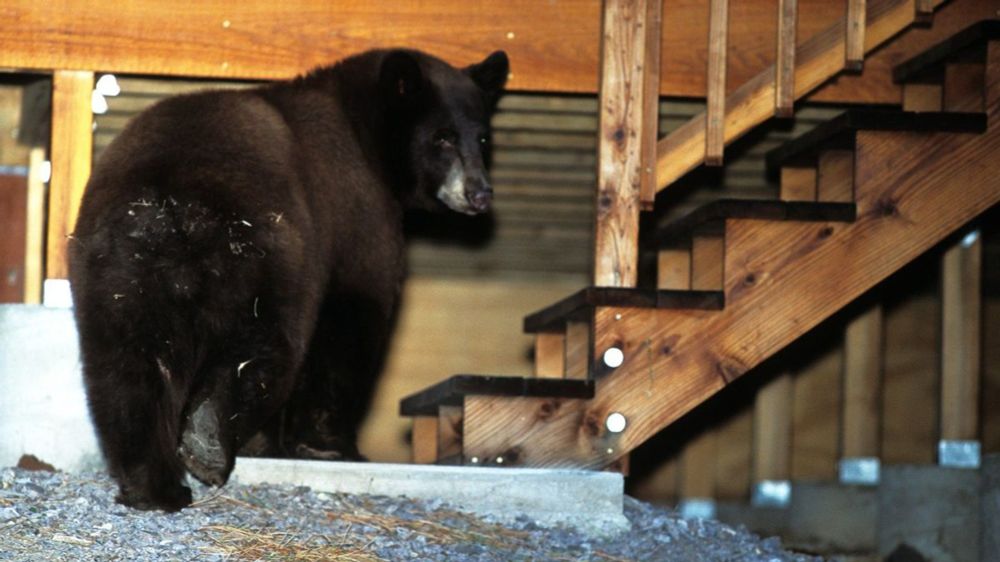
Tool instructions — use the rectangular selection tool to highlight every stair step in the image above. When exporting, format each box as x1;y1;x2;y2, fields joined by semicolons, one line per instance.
893;20;1000;83
765;109;987;174
651;199;857;248
399;375;594;416
523;287;724;334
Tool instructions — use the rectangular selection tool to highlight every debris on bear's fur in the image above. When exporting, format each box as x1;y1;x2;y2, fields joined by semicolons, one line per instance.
0;467;818;562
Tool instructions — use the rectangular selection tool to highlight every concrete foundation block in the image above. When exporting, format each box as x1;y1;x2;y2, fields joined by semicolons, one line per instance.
878;464;980;562
789;481;878;553
982;454;1000;562
715;501;789;538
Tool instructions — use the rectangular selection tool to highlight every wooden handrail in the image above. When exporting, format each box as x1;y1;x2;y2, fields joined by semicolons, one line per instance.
654;0;949;193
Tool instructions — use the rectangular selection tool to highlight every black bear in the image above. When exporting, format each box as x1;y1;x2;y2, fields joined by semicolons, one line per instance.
68;48;508;511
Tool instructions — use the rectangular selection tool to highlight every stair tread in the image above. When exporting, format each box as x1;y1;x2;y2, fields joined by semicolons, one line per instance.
765;109;987;173
399;374;594;416
893;19;1000;83
523;287;724;334
651;199;856;248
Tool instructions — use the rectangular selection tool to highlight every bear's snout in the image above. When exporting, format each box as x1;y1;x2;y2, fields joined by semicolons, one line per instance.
468;186;493;213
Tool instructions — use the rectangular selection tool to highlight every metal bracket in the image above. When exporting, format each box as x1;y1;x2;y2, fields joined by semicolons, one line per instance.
678;498;716;520
751;480;791;508
938;440;981;469
839;457;881;485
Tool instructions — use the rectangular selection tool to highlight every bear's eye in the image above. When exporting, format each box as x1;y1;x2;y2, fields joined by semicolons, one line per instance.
433;129;457;148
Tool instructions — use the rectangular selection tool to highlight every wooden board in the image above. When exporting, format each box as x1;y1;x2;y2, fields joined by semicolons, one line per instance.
411;416;438;464
522;115;1000;468
903;83;944;112
841;304;883;459
640;0;663;209
791;341;842;480
657;249;692;290
23;148;46;304
779;167;817;201
752;372;793;481
0;174;28;303
679;428;717;499
535;333;567;378
713;407;753;500
691;235;724;291
705;0;729;166
593;0;647;287
940;232;982;441
817;149;854;203
944;62;986;112
47;70;93;281
774;0;798;118
845;0;866;70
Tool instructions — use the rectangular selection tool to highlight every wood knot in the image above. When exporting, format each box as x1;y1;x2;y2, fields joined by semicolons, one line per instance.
876;196;899;218
715;356;745;384
583;412;602;437
661;334;680;356
536;399;560;421
817;226;834;239
598;189;614;212
612;127;626;145
743;273;757;287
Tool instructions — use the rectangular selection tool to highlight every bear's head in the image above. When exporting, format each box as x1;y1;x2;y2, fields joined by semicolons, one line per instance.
378;49;509;215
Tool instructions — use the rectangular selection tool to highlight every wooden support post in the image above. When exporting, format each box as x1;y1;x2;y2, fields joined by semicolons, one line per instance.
594;0;648;287
902;83;943;113
705;0;728;166
534;333;567;378
691;234;724;291
639;0;663;210
680;429;717;502
753;373;793;484
940;232;982;443
47;70;94;281
817;150;854;203
791;345;842;481
564;321;591;379
23;147;47;304
714;408;753;501
656;248;692;290
774;0;797;118
779;167;817;202
943;63;986;113
412;416;438;464
841;304;883;460
845;0;866;71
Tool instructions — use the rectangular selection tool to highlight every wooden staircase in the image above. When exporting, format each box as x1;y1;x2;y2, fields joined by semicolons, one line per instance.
400;16;1000;472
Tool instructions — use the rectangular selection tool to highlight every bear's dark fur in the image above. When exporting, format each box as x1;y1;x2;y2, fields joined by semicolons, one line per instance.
68;48;508;511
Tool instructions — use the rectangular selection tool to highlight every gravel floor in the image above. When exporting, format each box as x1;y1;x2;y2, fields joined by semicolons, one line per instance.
0;466;819;561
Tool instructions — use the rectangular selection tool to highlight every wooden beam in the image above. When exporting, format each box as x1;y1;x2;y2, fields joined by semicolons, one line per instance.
940;232;982;442
774;0;798;118
680;429;716;500
792;345;842;480
691;235;724;292
47;70;94;281
411;416;438;464
565;321;591;380
779;167;817;202
902;83;944;112
715;408;752;500
534;333;567;378
753;373;793;482
816;150;854;203
639;0;663;210
841;304;883;459
705;0;729;166
23;147;47;304
845;0;866;71
655;0;924;192
657;248;692;290
943;63;986;113
594;0;646;287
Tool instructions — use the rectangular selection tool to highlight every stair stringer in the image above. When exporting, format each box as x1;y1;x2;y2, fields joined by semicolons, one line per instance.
464;113;1000;470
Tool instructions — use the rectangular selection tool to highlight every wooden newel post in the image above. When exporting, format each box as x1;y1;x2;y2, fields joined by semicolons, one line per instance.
594;0;657;287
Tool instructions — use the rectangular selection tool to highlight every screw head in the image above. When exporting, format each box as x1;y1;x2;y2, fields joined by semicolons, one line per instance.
603;347;624;368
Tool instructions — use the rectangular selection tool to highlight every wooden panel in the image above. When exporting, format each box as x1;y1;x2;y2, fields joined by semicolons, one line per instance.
691;235;724;291
412;416;438;464
534;333;567;378
24;148;46;304
943;63;986;113
817;150;854;203
0;174;28;303
630;456;679;503
753;372;793;481
655;0;945;191
940;232;982;441
775;0;798;117
531;120;1000;469
705;0;729;166
463;395;594;467
791;343;842;480
902;83;944;112
593;0;647;287
714;407;752;500
845;0;866;70
47;70;93;281
779;167;817;201
565;321;591;380
841;304;883;458
680;429;716;498
438;405;464;460
640;0;663;209
657;249;692;290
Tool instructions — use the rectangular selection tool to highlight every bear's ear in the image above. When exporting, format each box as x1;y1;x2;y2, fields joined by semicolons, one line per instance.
378;50;424;109
466;50;509;101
